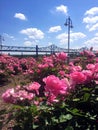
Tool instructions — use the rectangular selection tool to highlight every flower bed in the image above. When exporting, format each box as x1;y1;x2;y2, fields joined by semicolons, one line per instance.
1;50;98;130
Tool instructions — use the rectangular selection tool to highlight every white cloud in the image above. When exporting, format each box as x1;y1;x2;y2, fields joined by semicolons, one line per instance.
48;42;53;46
56;5;68;15
85;7;98;15
24;41;36;46
14;13;27;20
24;41;33;46
95;33;98;36
83;16;98;24
89;23;98;31
3;33;15;40
56;33;68;45
24;37;28;41
20;28;44;40
71;32;86;40
84;36;98;50
56;32;86;45
83;7;98;31
48;26;62;33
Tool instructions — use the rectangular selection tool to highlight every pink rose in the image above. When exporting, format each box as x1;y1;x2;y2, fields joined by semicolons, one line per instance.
70;71;86;85
2;88;15;103
43;75;69;98
26;82;40;95
86;64;95;70
82;70;93;82
56;52;67;61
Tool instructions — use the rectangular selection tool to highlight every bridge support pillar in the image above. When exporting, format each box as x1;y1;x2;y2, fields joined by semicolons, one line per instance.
36;45;38;57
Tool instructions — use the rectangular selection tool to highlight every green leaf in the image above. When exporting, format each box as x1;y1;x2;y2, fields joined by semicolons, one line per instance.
65;126;74;130
96;97;98;101
73;98;80;101
83;93;90;101
59;114;73;123
65;114;73;120
13;105;24;109
67;108;84;117
71;108;79;113
51;117;59;123
59;115;67;123
33;123;39;129
82;87;92;92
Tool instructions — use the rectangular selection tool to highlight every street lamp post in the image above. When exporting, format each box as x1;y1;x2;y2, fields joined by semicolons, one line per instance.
64;16;73;63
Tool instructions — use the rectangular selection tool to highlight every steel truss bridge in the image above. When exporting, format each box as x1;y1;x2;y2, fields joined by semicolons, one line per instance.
0;44;85;56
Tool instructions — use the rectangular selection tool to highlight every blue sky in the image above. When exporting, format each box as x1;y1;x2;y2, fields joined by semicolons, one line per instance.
1;0;98;50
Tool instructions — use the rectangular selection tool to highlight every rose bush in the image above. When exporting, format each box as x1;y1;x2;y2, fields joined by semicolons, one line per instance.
1;51;98;130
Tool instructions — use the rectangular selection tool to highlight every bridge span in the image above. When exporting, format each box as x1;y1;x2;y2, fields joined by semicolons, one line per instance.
0;44;86;57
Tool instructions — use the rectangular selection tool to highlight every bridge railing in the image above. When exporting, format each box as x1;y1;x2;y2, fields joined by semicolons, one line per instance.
0;44;81;57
